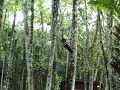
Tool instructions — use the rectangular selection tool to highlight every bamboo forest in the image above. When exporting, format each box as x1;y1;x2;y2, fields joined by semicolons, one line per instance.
0;0;120;90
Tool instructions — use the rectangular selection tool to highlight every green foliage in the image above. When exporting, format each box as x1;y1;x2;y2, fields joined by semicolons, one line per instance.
56;74;62;90
88;0;120;15
81;66;95;72
3;0;22;12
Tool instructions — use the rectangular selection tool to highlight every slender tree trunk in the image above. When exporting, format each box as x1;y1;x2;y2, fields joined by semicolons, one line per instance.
30;0;34;63
66;0;78;90
19;69;24;90
30;0;34;90
107;11;113;90
45;0;59;90
0;0;4;31
23;41;27;90
51;53;57;90
1;53;5;90
98;9;110;90
92;8;102;89
22;0;32;90
0;9;7;90
89;71;94;90
83;0;90;89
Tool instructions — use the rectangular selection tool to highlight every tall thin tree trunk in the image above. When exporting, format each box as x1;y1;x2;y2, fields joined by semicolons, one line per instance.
51;53;57;90
98;9;110;90
66;0;78;90
107;11;113;90
22;0;32;90
0;9;7;90
0;0;4;31
1;53;5;90
45;0;59;90
22;41;27;90
92;8;102;89
83;0;90;89
19;69;24;90
30;0;34;90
